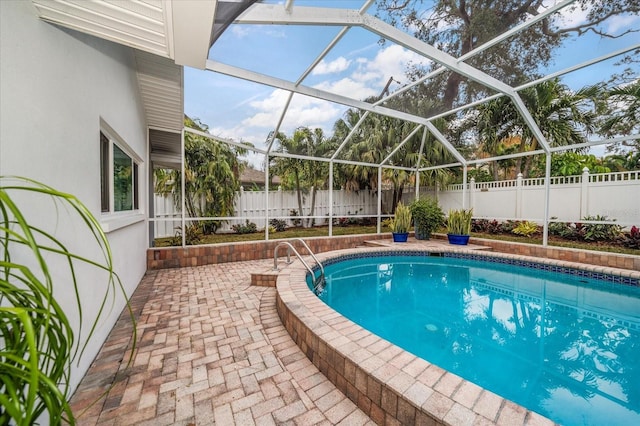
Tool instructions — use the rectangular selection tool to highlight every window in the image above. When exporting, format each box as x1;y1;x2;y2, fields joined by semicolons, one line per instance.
100;129;140;214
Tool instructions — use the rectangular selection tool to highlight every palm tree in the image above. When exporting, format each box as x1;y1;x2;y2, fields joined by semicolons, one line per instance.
600;80;640;163
271;127;334;227
155;116;246;234
476;79;599;178
600;80;640;137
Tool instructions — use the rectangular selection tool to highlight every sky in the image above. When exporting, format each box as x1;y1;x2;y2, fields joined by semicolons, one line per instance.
184;0;640;166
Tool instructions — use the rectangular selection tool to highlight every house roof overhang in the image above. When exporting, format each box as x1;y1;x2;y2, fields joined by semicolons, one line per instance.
30;0;256;168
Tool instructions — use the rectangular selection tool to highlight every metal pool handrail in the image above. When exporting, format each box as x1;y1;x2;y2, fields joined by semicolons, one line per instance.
273;239;325;292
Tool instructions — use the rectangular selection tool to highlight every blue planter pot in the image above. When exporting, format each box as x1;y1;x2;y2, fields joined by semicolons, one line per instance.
392;232;409;242
447;233;470;245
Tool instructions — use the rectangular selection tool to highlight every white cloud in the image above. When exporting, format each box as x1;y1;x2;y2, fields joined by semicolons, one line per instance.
242;90;343;131
313;45;430;100
231;26;250;38
606;14;640;33
312;57;352;75
205;44;429;161
265;28;286;38
367;44;427;85
314;78;378;101
545;2;639;34
557;5;590;28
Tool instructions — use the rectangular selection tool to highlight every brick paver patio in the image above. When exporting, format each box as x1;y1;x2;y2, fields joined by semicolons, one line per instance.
70;260;374;425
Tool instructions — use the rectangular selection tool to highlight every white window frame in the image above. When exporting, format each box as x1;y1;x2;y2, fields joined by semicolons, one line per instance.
100;120;144;233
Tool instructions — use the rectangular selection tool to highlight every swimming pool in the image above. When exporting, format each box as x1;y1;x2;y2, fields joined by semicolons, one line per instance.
306;252;640;425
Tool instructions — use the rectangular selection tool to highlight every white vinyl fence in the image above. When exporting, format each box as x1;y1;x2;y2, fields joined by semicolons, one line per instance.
439;169;639;226
152;169;640;238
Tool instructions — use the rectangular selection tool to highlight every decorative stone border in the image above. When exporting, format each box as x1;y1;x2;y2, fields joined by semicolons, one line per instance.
275;246;640;425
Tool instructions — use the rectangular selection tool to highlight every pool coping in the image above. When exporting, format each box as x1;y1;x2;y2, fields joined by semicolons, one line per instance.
275;246;640;426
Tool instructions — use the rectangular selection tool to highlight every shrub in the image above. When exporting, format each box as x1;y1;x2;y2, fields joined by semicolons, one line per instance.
269;218;287;232
548;218;582;240
171;224;201;245
289;209;301;227
472;219;501;234
410;197;444;239
471;219;488;233
231;220;258;234
582;215;622;242
201;219;222;235
512;221;539;237
500;220;518;234
618;226;640;249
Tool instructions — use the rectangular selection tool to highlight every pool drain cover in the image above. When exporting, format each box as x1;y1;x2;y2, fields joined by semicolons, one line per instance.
425;324;438;332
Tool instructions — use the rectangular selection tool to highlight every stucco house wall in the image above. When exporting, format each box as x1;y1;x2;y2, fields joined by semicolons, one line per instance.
1;0;148;391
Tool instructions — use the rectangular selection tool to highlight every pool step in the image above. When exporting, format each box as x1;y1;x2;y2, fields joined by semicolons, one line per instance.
250;269;279;287
363;238;493;251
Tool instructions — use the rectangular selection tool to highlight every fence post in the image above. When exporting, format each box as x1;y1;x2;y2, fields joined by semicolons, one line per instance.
469;178;476;211
516;173;523;219
278;186;284;223
581;167;590;218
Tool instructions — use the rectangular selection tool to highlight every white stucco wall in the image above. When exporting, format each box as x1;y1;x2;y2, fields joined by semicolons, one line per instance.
1;0;148;393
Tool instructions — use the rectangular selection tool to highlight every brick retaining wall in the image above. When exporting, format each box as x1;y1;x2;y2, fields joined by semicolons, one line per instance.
148;233;639;272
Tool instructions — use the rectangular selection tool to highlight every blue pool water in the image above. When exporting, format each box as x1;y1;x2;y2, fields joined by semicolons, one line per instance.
309;254;640;426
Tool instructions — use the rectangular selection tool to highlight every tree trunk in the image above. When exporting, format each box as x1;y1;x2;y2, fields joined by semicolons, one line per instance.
391;187;399;213
307;186;316;227
443;72;464;110
294;170;305;228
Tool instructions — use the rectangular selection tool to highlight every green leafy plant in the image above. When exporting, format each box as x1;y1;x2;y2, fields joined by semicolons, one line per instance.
512;221;540;237
268;219;287;232
390;202;412;234
289;209;302;227
447;209;473;235
170;224;202;246
582;215;622;242
472;219;501;234
231;220;258;234
618;226;640;249
410;198;444;240
0;176;134;425
500;220;518;234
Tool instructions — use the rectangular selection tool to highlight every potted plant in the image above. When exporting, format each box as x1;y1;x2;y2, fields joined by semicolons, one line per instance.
410;197;444;240
447;208;473;245
390;202;412;242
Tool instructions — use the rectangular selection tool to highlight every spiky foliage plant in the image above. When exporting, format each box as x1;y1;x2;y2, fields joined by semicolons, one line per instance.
390;202;412;234
0;176;135;425
447;208;473;235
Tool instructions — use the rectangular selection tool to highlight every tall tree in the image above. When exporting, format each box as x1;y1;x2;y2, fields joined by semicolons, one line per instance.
377;0;639;109
601;79;640;161
155;116;246;234
475;79;599;177
271;127;334;227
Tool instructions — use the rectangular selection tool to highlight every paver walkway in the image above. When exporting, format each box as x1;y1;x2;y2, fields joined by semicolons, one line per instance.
70;260;374;425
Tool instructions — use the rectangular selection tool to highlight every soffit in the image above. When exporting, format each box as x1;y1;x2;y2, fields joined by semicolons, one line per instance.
31;0;173;58
135;49;183;132
31;0;186;163
30;0;258;168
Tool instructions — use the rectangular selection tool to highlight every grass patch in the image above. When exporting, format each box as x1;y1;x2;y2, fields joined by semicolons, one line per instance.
154;225;639;256
154;225;385;247
470;232;639;256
